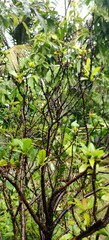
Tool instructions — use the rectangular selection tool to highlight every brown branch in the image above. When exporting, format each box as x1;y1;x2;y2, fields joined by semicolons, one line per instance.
41;165;48;221
0;167;46;233
55;81;92;124
2;181;18;239
49;169;87;212
38;199;45;240
71;207;83;232
87;13;94;82
53;191;66;213
53;205;72;229
76;206;109;240
40;81;53;122
85;182;109;198
78;54;89;145
101;152;109;160
92;162;97;222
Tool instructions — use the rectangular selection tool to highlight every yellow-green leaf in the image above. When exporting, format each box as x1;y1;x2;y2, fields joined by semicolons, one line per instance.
38;149;46;165
59;233;72;240
10;13;19;27
85;58;91;70
12;138;23;149
82;198;87;209
0;160;7;167
22;138;32;152
51;34;58;40
84;212;90;226
92;67;100;76
89;158;95;168
79;164;88;173
102;193;109;202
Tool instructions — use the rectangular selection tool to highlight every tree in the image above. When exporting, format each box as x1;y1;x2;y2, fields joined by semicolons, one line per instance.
1;0;109;240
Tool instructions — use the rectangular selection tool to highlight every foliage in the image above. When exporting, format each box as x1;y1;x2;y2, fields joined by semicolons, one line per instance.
1;0;109;240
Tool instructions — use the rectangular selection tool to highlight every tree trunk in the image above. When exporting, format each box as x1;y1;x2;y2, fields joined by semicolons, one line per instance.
39;226;53;240
42;233;53;240
43;226;53;240
12;219;17;240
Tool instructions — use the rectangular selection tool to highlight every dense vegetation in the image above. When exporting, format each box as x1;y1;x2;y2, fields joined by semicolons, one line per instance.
1;0;109;239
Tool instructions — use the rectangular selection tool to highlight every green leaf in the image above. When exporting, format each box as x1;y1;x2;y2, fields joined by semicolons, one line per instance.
10;101;20;106
71;120;79;131
84;212;90;226
12;138;32;153
92;67;100;76
93;149;104;158
8;70;17;77
79;164;88;173
51;34;58;40
12;139;23;149
22;138;32;152
6;181;14;191
52;64;60;77
89;158;95;168
46;69;51;82
0;160;7;167
101;194;109;202
85;0;91;5
10;13;19;27
59;233;72;240
81;142;104;160
74;198;84;209
87;196;94;209
65;145;72;156
35;10;47;32
98;228;109;237
22;21;30;39
86;58;90;69
88;142;95;153
38;149;46;165
77;60;81;73
80;143;88;153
